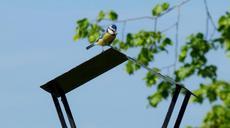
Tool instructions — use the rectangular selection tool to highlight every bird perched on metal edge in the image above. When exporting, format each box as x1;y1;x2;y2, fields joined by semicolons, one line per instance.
86;24;117;50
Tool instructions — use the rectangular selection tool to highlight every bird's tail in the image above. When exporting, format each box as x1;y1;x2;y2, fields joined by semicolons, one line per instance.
86;44;95;50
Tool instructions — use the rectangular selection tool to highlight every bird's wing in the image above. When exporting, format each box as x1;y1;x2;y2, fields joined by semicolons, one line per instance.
96;32;105;42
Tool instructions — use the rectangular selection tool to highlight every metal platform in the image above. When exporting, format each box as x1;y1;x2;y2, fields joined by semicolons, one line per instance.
40;47;195;128
41;48;127;97
40;48;127;128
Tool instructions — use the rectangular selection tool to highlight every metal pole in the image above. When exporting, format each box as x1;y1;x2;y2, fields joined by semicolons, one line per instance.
162;85;181;128
59;91;77;128
51;93;68;128
174;91;191;128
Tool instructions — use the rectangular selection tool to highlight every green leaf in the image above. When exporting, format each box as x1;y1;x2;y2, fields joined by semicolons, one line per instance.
152;3;169;16
125;60;134;74
198;65;217;80
77;18;89;29
88;34;99;43
158;82;171;98
218;11;230;52
108;10;118;21
87;24;101;43
137;48;153;65
162;38;172;46
74;18;90;42
192;88;204;103
175;64;195;81
126;33;134;46
162;3;170;10
152;4;162;16
97;11;105;22
73;34;80;41
224;40;230;50
206;87;217;102
144;71;158;87
148;92;162;107
159;38;172;52
218;12;230;29
179;46;188;62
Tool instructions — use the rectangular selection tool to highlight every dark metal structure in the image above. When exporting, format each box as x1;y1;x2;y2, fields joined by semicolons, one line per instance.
41;48;127;128
41;48;195;128
162;85;193;128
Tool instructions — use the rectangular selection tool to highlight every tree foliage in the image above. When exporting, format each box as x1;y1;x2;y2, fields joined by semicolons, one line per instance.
73;2;230;127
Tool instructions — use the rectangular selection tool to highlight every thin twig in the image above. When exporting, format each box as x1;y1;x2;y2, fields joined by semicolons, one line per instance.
160;64;175;77
210;28;216;40
204;0;209;39
161;23;177;33
154;18;158;32
160;64;175;70
157;0;191;20
174;7;181;72
121;21;126;42
114;16;155;23
203;0;218;40
112;0;192;24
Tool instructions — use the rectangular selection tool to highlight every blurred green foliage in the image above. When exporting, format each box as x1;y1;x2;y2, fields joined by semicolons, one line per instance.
152;3;169;16
73;3;230;127
217;12;230;51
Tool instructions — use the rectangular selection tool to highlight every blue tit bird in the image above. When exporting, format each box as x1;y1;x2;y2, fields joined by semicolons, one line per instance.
86;24;117;50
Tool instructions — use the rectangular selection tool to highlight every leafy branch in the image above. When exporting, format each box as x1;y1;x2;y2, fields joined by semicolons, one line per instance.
73;1;230;127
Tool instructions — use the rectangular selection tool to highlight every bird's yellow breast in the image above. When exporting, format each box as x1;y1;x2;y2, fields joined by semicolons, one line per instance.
97;32;116;46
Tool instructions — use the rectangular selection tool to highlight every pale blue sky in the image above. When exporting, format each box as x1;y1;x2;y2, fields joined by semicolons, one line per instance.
0;0;229;128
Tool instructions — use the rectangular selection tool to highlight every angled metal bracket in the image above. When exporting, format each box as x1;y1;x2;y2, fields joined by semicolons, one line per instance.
51;93;68;128
51;85;77;128
174;90;192;128
162;84;193;128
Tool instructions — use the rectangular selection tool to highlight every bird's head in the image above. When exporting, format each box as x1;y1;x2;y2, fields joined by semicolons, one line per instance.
107;24;117;35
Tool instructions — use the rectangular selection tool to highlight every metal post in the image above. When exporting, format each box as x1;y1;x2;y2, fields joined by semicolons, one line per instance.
162;85;181;128
59;90;77;128
51;93;68;128
174;90;191;128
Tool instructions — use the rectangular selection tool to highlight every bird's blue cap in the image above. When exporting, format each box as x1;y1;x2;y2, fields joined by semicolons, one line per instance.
108;24;117;31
